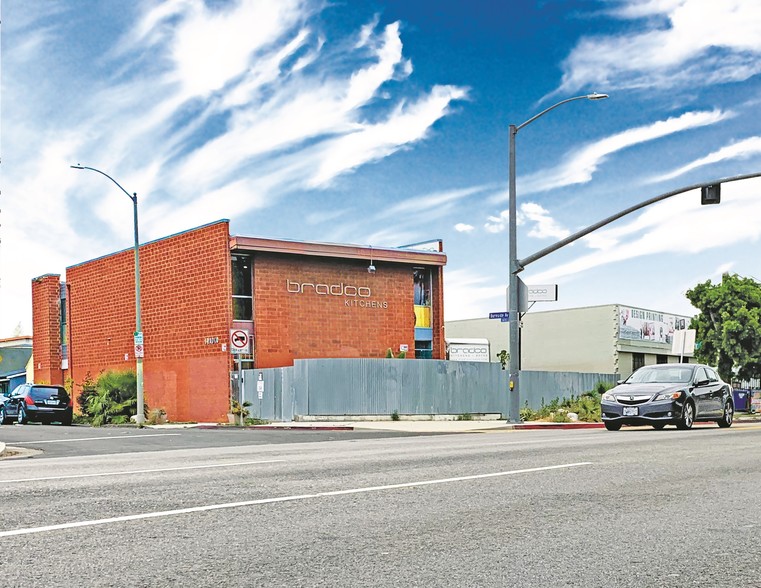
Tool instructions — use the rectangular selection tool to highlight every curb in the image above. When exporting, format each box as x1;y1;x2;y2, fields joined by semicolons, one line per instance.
195;424;355;431
0;441;5;457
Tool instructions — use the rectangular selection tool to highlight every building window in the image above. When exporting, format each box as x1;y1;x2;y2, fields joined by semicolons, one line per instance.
633;353;645;371
60;284;68;366
656;354;667;364
415;341;433;359
232;254;253;321
413;268;431;328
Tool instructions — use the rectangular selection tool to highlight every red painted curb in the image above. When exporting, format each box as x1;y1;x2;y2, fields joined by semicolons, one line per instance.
516;422;605;430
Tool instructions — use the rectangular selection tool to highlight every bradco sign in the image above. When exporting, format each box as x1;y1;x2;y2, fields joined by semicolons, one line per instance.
526;284;558;302
286;280;388;309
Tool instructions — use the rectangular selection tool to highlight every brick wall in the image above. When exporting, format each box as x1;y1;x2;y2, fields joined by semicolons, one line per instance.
65;221;233;422
31;274;64;385
252;254;444;367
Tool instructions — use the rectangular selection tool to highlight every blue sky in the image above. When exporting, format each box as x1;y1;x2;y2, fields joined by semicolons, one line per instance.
2;0;761;337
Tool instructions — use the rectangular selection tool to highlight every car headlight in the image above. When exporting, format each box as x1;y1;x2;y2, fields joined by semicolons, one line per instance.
601;392;616;402
654;391;683;401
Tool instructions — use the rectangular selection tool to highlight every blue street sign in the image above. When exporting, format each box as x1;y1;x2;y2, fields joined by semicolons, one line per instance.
489;312;509;320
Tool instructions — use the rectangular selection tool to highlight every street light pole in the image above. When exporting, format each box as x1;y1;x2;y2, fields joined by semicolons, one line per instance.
70;165;145;426
507;93;608;422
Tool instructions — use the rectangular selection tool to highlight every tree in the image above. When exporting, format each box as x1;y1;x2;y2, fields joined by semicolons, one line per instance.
686;273;761;382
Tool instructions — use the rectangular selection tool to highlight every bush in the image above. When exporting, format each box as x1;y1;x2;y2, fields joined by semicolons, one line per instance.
87;370;140;426
520;381;611;423
76;372;98;419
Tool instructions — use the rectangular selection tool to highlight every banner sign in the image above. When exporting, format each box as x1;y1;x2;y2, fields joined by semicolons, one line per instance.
619;306;691;344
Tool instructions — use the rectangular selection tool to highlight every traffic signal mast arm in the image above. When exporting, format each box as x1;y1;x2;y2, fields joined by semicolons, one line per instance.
516;171;761;273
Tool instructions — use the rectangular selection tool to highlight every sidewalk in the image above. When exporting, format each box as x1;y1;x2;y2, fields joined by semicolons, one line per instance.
201;412;761;433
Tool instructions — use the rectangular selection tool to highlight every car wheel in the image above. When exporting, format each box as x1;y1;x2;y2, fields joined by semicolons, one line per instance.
604;421;622;431
652;423;666;430
676;401;694;430
0;406;7;425
60;414;72;426
17;405;28;425
717;400;733;428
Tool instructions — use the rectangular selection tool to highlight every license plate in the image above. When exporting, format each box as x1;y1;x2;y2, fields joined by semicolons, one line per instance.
623;406;638;416
45;399;59;406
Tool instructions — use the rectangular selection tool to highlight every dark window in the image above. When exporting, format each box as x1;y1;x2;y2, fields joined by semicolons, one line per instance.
632;353;645;371
415;340;433;359
30;386;69;403
656;354;668;364
232;254;253;321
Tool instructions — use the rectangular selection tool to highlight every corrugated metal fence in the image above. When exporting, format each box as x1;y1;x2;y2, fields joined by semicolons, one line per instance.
238;358;617;421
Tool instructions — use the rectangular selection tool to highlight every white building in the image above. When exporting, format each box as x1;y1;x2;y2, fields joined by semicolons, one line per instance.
445;304;693;378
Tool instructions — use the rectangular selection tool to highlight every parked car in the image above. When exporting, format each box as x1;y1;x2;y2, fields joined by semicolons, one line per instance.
0;383;73;426
601;363;733;431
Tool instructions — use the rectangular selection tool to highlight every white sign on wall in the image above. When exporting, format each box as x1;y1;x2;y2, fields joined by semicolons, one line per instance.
230;329;251;354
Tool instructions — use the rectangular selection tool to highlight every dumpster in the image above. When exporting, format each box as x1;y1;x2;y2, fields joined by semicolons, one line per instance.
733;389;750;412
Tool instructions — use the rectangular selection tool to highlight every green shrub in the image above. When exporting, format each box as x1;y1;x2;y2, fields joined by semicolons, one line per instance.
87;370;140;426
525;381;612;423
76;371;98;419
456;413;473;421
231;399;252;419
391;409;400;421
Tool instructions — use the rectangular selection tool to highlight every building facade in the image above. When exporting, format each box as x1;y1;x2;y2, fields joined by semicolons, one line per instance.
445;304;694;379
32;220;446;422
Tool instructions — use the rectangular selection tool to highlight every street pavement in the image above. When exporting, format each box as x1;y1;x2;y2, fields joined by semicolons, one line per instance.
2;421;761;586
3;413;761;458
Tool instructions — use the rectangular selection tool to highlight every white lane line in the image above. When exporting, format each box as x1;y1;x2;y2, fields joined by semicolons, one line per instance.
0;460;285;484
15;433;182;444
0;462;591;538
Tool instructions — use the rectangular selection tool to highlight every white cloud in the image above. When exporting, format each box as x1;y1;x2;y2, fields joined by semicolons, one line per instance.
556;0;761;94
485;202;568;240
520;203;570;240
454;223;475;233
379;185;488;219
443;268;506;321
526;177;761;283
650;136;761;182
0;1;468;335
521;109;730;194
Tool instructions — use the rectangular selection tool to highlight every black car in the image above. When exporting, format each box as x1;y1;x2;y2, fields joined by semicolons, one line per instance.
601;363;733;431
0;383;73;426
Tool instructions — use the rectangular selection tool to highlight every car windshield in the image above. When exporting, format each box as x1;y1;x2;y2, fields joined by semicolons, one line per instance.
29;386;69;403
627;366;693;384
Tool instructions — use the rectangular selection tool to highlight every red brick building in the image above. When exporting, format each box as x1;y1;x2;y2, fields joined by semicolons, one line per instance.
32;220;446;422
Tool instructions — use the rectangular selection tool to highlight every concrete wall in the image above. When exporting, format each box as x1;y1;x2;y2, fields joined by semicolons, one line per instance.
521;305;618;373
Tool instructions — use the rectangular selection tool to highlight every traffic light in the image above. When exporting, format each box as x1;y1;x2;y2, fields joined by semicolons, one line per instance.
701;184;721;205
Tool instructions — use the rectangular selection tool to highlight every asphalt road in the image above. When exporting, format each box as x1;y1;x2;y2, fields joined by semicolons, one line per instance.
0;423;425;458
2;424;761;587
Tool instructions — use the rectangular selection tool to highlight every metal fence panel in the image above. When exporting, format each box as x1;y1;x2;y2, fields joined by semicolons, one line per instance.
520;371;618;410
239;361;617;420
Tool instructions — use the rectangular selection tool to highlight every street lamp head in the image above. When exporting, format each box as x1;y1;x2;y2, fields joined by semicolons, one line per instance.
586;92;609;100
70;164;84;169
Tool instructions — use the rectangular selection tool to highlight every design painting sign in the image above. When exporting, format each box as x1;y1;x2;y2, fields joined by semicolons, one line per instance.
619;306;690;344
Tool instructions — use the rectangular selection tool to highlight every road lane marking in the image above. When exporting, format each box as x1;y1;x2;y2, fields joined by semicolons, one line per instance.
0;460;285;484
0;461;591;538
14;433;182;444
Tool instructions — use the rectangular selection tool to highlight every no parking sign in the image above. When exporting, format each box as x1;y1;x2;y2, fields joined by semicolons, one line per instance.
229;329;251;354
